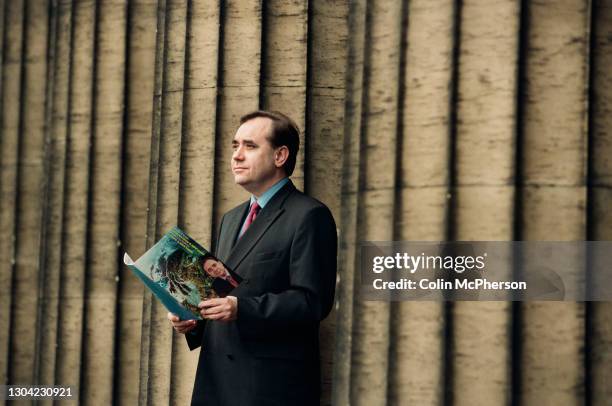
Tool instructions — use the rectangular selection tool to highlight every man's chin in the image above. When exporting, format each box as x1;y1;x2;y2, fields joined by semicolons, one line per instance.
233;176;248;185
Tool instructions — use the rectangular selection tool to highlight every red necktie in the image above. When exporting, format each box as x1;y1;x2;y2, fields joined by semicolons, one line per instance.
240;202;261;237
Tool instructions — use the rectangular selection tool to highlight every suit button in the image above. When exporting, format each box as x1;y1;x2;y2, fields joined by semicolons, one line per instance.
226;354;234;360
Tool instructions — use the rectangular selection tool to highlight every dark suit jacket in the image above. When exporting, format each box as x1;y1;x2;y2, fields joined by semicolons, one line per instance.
186;180;338;406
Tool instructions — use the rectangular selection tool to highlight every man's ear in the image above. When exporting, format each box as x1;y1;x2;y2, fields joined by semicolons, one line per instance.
274;146;289;168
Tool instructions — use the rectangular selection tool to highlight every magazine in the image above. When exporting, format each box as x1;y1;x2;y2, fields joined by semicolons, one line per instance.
123;226;241;320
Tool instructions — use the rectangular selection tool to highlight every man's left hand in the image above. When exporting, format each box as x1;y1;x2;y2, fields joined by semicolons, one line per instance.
199;296;238;322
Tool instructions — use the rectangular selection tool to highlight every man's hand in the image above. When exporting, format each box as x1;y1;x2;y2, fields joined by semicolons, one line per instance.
199;296;238;322
167;312;198;334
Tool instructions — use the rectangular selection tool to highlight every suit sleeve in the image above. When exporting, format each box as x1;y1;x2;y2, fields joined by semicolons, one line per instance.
184;214;227;350
185;320;206;350
235;206;338;339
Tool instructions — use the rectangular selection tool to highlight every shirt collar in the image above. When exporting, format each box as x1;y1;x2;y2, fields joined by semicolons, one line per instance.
249;177;289;209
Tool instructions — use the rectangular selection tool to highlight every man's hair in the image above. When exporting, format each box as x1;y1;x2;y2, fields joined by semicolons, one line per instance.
239;110;300;176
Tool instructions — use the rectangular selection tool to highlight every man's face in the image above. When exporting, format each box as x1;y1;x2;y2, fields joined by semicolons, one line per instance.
203;259;225;278
231;117;279;194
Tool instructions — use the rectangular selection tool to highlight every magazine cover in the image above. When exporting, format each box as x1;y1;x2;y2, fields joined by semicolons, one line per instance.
123;226;240;320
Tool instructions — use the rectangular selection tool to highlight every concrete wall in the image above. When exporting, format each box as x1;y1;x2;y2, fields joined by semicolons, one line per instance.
0;0;610;405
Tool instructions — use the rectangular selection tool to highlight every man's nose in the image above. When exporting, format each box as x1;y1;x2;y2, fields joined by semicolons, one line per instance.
232;145;244;160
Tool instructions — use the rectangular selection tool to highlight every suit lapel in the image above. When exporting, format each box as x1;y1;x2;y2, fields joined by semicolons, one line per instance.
225;180;295;273
217;201;249;262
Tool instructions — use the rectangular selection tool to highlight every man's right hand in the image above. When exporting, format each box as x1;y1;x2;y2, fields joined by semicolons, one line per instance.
167;312;198;334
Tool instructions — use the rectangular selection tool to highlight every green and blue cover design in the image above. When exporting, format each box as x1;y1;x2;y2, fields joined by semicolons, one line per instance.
123;227;239;320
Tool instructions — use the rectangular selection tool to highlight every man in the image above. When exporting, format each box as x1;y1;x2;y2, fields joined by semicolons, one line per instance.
202;256;239;288
168;110;338;405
